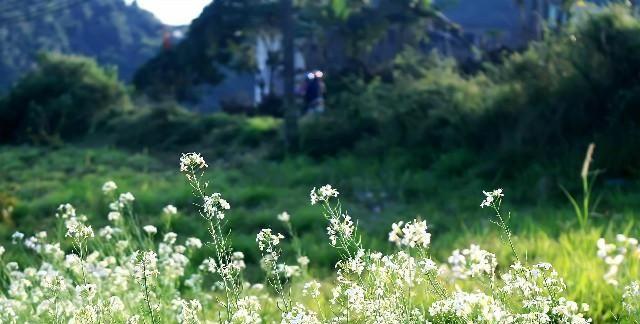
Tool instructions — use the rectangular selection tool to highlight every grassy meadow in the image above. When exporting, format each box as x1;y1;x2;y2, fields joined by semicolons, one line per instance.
0;145;638;322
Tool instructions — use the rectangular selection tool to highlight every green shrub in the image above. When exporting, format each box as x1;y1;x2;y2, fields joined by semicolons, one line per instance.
0;53;129;144
301;5;640;178
105;103;282;154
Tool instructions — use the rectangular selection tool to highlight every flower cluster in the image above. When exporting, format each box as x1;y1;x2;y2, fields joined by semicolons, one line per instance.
302;280;322;298
326;212;354;247
277;211;291;223
56;203;94;241
55;203;76;219
480;188;504;208
0;155;604;323
388;219;431;249
596;234;639;285
107;190;136;212
622;281;640;316
310;184;339;205
447;244;497;279
173;298;202;324
429;291;507;322
0;193;220;323
163;204;178;215
202;193;230;220
133;250;159;283
65;216;94;240
232;296;261;323
256;229;284;254
179;152;208;173
282;304;321;324
102;180;118;194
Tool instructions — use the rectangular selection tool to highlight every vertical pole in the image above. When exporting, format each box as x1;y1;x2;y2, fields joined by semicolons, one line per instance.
281;0;298;151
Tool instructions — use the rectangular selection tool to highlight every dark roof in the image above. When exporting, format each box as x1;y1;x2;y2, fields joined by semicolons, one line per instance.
438;0;522;30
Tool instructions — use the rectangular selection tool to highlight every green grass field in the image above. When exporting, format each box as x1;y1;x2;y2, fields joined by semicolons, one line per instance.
0;145;639;322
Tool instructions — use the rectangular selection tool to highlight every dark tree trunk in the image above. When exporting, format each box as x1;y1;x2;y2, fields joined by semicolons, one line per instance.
281;0;298;151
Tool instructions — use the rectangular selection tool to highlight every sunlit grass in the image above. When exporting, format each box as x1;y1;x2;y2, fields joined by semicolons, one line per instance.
0;146;638;322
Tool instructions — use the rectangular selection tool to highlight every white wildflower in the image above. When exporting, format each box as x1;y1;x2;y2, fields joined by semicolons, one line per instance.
75;283;97;300
102;181;118;194
480;188;504;208
119;192;135;205
11;231;24;243
98;226;117;240
133;251;159;282
282;303;321;324
232;251;246;270
107;211;121;222
448;244;497;279
623;281;640;314
71;304;98;323
326;213;354;246
231;296;261;324
175;298;202;324
65;218;94;240
302;280;321;298
277;211;291;222
55;203;76;219
429;291;508;322
186;237;203;249
388;219;431;249
256;229;284;253
107;296;125;312
310;184;339;205
297;256;310;267
200;258;217;273
278;264;301;278
164;232;178;244
163;204;178;215
203;193;230;220
180;152;208;172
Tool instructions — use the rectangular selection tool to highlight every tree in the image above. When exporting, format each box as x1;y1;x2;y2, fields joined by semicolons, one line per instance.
133;0;281;100
134;0;441;99
281;0;298;150
0;53;129;144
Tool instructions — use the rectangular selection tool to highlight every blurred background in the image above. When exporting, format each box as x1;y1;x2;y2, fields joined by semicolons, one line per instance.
0;0;639;280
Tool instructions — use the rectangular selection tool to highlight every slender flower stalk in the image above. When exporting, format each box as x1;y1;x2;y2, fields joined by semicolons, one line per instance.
180;153;240;319
481;189;520;263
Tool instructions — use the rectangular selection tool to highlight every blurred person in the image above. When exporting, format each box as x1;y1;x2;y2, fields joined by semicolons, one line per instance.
304;70;325;114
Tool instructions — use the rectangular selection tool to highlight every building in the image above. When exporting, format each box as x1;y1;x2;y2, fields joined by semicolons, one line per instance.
431;0;617;57
203;0;618;109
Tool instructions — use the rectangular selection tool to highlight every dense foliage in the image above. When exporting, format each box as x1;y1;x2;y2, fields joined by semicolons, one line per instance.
0;53;128;144
104;103;282;155
3;5;640;181
0;0;163;90
302;6;640;178
133;0;438;100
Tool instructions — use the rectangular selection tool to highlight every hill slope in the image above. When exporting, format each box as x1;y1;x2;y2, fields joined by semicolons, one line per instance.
0;0;165;91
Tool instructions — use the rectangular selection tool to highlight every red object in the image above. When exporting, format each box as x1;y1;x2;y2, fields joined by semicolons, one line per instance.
162;30;171;50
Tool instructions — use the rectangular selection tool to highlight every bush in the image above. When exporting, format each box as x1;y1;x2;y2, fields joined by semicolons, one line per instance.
106;103;282;154
0;53;129;144
478;5;640;177
301;53;495;161
301;6;640;178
